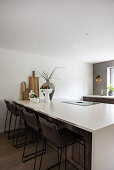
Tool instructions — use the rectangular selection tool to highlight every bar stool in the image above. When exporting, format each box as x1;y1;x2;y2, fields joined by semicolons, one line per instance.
39;117;85;170
8;103;20;141
14;106;37;149
23;110;46;170
13;106;26;147
4;101;19;140
4;99;11;133
4;100;21;141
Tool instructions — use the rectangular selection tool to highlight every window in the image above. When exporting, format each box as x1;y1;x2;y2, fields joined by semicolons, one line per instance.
107;67;114;94
110;67;114;86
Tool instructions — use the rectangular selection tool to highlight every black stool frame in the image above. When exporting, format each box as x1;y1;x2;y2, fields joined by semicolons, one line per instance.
39;137;85;170
39;117;86;170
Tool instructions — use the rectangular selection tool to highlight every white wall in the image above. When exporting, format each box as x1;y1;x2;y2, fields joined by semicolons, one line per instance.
0;48;93;132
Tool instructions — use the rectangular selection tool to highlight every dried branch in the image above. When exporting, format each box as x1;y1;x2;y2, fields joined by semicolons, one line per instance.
37;67;65;81
48;67;65;80
37;70;46;80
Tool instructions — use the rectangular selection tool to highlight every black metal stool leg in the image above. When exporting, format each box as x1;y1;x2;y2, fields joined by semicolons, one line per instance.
8;113;12;139
4;110;8;133
46;147;63;170
84;140;86;170
44;138;47;152
39;138;46;170
15;120;32;148
15;117;22;147
22;127;43;162
22;127;28;162
32;128;34;141
65;147;67;170
33;135;39;170
58;147;62;170
13;115;17;145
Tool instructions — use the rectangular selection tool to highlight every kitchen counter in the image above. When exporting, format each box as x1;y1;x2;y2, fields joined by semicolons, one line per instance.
15;100;114;132
14;100;114;170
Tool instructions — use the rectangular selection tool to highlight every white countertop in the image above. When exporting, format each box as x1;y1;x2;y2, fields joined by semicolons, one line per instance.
83;95;114;99
15;100;114;133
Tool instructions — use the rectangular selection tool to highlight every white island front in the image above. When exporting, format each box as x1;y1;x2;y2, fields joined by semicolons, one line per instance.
14;100;114;170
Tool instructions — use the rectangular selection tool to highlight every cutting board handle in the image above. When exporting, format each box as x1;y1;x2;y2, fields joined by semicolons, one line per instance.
32;71;35;77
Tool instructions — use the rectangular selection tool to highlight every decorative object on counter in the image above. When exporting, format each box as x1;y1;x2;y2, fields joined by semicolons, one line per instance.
39;67;63;100
42;88;52;103
29;71;39;97
96;75;102;82
29;90;34;99
101;89;104;96
41;81;55;101
107;82;114;96
21;81;29;100
29;93;39;103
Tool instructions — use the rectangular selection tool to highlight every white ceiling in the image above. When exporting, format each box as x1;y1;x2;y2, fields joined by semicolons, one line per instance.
0;0;114;63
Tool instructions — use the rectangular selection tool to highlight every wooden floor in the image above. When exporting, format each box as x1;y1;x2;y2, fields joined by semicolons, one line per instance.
0;133;75;170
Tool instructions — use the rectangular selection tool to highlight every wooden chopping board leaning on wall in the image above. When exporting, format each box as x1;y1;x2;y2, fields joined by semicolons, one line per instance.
21;81;29;100
29;71;39;97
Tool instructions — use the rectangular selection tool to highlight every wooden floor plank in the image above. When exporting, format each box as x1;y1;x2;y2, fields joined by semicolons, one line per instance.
0;133;75;170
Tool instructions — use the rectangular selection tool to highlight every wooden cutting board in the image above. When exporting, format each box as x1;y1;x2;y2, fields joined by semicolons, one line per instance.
21;81;29;100
29;71;39;97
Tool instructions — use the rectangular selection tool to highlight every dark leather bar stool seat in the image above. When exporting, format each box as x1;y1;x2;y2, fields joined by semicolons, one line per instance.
10;103;19;116
57;128;82;147
22;110;45;170
39;117;85;170
24;111;40;132
16;106;25;120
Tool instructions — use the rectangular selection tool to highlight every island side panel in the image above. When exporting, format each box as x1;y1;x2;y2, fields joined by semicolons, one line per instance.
66;124;92;170
93;124;114;170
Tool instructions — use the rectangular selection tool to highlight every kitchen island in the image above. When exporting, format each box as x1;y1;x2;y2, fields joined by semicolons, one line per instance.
14;100;114;170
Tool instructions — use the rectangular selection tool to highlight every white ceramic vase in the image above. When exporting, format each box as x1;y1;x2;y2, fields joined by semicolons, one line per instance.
42;89;52;103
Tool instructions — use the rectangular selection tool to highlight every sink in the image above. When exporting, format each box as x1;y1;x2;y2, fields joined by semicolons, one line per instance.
76;101;83;103
62;100;99;106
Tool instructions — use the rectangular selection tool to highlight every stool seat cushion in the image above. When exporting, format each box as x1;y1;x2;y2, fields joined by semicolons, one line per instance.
10;103;19;116
24;110;41;132
16;106;25;120
39;117;83;148
58;128;83;147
